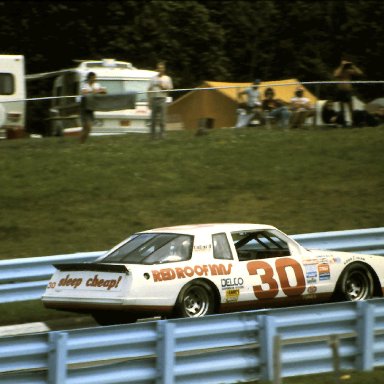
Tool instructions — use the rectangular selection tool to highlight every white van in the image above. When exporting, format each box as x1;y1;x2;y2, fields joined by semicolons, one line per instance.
29;59;158;136
0;55;26;138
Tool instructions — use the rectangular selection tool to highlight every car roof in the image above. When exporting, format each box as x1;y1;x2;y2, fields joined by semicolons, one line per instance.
140;223;277;235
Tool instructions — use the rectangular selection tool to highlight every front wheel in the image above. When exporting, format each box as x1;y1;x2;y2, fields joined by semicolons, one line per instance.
337;263;374;301
175;281;215;318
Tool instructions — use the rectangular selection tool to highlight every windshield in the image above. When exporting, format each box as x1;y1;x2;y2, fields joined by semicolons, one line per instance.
101;233;194;265
98;79;150;102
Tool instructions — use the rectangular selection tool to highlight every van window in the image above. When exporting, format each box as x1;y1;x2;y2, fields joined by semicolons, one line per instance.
0;73;14;95
98;79;150;102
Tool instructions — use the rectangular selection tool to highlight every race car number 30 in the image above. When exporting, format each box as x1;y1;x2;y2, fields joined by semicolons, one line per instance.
247;257;306;299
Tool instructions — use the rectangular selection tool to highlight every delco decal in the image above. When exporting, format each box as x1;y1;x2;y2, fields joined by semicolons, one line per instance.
51;274;123;290
152;264;232;282
221;277;244;290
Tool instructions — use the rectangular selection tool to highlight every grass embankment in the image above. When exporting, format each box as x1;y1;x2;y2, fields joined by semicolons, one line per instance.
0;126;383;326
1;126;383;382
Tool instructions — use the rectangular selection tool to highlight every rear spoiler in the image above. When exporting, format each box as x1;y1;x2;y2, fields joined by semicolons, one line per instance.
53;263;129;274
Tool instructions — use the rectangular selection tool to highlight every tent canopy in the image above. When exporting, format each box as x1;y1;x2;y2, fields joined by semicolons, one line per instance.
168;79;317;130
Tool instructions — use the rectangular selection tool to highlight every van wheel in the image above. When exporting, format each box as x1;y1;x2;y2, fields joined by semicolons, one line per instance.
336;263;374;301
175;281;215;318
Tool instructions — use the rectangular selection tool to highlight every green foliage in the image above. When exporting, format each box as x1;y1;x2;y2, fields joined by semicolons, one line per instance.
1;0;383;97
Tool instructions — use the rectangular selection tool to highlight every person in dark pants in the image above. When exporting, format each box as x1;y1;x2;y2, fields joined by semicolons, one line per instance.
80;72;107;143
333;59;363;126
147;62;173;139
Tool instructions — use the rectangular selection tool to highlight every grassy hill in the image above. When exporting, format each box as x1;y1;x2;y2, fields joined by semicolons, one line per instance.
0;126;383;260
0;125;383;324
1;125;383;381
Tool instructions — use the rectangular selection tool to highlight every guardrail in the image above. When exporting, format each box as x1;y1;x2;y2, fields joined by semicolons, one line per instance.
0;299;383;383
0;227;383;304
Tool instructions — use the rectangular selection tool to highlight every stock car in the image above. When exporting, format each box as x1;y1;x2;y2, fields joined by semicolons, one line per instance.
42;223;384;325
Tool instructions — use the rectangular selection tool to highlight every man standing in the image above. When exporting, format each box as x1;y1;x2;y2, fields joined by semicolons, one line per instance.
333;59;363;126
80;72;107;143
147;61;173;139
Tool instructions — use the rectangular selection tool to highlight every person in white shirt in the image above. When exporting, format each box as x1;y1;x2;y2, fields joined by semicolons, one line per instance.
147;62;173;139
80;72;107;143
289;86;315;129
236;79;263;128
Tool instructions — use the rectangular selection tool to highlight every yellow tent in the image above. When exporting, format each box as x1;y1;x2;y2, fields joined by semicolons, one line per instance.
168;79;317;130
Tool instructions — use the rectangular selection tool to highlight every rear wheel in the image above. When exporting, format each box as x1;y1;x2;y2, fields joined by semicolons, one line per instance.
175;281;215;318
337;263;374;301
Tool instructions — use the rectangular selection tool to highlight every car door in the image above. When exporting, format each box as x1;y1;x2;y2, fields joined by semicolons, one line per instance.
229;230;310;308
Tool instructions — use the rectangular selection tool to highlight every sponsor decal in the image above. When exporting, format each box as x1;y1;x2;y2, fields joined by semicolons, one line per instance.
86;274;122;290
318;264;331;280
306;277;317;284
193;244;212;252
307;285;317;294
225;289;240;303
221;277;244;290
58;274;82;289
152;263;232;282
344;257;353;265
303;260;318;280
54;273;123;290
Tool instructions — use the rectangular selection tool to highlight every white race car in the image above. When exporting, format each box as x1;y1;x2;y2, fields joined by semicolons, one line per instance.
42;223;384;325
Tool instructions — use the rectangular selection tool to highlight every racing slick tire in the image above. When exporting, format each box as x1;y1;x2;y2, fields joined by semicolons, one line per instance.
336;263;374;301
174;280;215;318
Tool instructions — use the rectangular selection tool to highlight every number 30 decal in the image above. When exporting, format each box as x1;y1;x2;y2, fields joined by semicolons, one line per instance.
246;258;306;299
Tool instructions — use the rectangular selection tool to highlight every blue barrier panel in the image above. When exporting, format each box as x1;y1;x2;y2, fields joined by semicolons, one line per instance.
1;299;384;383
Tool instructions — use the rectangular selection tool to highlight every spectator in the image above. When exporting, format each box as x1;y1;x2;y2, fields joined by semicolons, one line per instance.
261;87;290;128
235;79;263;128
80;72;107;143
147;61;173;139
321;100;346;127
333;59;363;126
289;86;315;129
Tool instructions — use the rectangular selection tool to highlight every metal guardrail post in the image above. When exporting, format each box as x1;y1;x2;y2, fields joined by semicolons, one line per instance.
259;315;277;382
48;331;68;384
328;335;341;384
156;321;175;384
273;334;282;384
356;300;375;371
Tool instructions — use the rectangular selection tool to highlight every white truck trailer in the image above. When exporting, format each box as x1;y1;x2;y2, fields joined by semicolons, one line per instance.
27;58;159;136
0;55;26;139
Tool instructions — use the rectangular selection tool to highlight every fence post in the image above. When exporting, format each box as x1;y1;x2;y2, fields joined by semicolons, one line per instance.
356;300;374;371
328;334;341;383
273;334;282;384
259;315;277;382
48;331;68;384
156;321;175;384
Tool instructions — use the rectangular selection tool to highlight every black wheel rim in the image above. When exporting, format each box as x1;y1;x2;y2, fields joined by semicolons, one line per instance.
345;270;371;300
183;285;210;317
